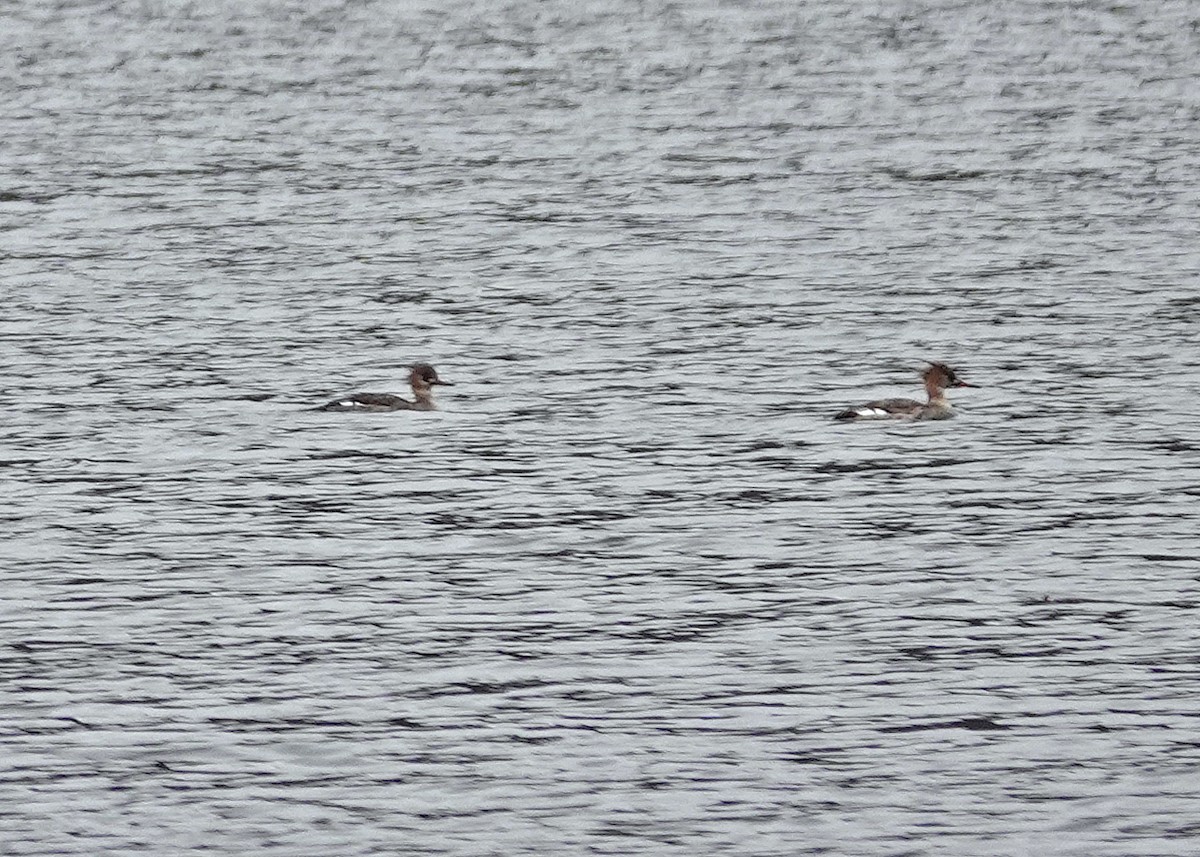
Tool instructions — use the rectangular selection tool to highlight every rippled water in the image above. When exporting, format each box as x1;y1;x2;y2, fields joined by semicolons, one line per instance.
4;0;1200;854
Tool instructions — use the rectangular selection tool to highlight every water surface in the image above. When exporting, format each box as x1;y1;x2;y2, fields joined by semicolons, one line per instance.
3;1;1200;854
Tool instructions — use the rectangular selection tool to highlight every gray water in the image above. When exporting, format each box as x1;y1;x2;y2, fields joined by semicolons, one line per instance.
3;0;1200;854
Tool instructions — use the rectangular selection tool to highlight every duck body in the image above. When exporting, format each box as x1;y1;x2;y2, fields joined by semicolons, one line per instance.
315;392;435;412
315;363;451;412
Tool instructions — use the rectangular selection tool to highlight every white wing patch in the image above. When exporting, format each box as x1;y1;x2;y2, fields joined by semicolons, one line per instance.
856;407;892;418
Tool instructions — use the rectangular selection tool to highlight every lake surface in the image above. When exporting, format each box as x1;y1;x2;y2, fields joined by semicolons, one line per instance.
3;0;1200;854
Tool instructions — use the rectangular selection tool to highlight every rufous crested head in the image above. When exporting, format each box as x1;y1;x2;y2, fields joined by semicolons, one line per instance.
922;361;974;390
409;363;452;388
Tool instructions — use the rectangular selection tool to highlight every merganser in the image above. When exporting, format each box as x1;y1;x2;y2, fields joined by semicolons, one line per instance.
315;363;452;412
834;362;975;421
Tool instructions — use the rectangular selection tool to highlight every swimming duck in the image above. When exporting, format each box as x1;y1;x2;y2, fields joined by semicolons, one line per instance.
315;363;452;411
834;362;975;421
